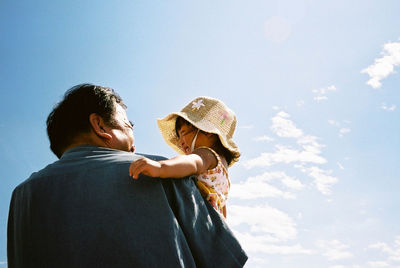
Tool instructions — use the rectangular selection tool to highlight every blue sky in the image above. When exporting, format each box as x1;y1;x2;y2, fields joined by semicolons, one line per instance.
1;0;400;267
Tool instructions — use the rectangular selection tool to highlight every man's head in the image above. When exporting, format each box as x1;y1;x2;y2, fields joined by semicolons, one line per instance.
47;84;134;158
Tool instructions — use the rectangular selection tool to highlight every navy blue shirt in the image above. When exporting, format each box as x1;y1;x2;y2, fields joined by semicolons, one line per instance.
8;146;247;267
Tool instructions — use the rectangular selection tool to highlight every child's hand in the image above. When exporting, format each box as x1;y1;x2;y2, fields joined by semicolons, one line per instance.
129;157;162;179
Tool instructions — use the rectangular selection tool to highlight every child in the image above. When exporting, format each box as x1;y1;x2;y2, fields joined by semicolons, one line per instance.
129;96;240;218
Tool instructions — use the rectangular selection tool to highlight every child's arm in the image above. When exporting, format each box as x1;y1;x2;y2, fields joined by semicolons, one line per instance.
129;147;217;179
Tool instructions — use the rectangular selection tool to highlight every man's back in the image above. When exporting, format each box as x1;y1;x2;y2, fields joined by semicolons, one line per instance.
8;146;247;267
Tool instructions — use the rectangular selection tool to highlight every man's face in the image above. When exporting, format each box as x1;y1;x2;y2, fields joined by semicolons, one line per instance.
107;104;135;152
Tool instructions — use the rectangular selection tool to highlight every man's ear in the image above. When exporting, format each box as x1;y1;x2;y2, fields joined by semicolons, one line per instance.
89;113;112;140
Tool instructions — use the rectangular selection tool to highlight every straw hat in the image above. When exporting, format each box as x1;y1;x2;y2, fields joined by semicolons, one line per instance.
157;96;240;166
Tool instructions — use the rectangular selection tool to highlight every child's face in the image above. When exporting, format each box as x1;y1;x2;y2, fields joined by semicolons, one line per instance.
177;123;198;154
177;123;217;154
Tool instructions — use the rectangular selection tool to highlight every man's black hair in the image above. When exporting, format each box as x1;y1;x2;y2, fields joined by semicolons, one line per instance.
46;83;125;158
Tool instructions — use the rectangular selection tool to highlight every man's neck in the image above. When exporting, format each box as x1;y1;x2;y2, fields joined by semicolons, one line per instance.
61;133;107;157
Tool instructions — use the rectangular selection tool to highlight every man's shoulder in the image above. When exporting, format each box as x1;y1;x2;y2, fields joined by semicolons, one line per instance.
61;145;167;163
14;147;168;187
83;148;168;164
137;153;167;161
11;146;171;195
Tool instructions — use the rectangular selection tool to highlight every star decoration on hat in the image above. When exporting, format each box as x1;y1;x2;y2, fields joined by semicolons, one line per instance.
192;99;205;110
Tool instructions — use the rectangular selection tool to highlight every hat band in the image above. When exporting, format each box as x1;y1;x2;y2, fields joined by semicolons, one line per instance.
190;129;200;152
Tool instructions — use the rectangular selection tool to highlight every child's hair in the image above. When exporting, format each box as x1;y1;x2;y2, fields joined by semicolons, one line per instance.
175;116;239;166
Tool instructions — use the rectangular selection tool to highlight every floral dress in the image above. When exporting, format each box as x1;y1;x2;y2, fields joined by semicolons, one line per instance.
195;147;230;217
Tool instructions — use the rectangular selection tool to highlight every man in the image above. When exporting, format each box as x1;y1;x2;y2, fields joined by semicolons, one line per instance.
7;84;247;267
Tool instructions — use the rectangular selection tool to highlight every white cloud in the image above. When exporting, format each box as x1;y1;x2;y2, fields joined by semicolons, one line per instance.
337;162;345;170
339;128;351;138
296;100;305;107
314;95;328;102
245;111;339;194
316;240;353;261
245;144;326;168
313;85;337;95
368;236;400;262
271;112;325;154
272;105;280;110
228;204;297;242
312;85;337;102
381;103;396;111
246;257;269;267
232;230;314;255
239;124;254;129
297;166;338;195
297;134;324;154
230;178;296;200
361;39;400;88
329;120;351;137
254;135;274;142
229;171;304;200
271;111;304;138
369;242;391;252
281;174;305;190
329;120;340;127
368;261;390;268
